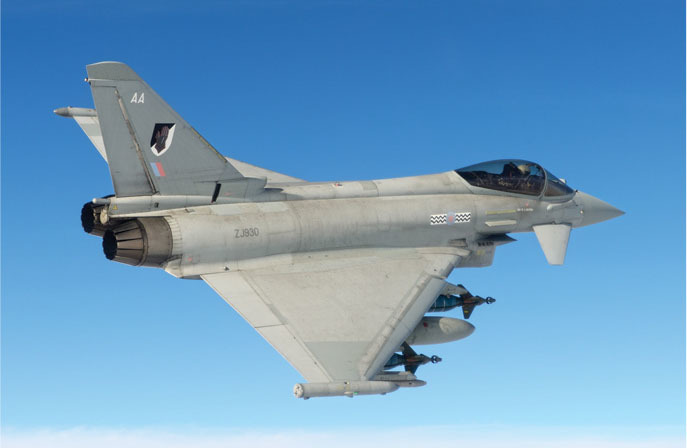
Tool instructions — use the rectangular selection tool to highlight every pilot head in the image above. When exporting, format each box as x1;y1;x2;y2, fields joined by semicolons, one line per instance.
517;164;531;175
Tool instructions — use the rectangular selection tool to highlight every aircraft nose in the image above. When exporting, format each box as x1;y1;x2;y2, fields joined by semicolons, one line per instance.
574;191;624;227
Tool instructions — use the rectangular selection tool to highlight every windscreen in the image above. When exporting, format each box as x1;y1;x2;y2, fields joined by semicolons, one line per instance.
456;160;546;196
544;170;574;197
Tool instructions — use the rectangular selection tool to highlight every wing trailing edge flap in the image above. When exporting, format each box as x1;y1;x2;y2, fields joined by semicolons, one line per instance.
201;247;463;383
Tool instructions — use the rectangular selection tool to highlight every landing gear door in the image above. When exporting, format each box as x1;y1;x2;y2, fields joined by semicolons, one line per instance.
459;244;496;267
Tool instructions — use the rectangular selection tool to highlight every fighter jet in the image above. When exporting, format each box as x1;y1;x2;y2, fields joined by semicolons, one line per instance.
56;62;623;399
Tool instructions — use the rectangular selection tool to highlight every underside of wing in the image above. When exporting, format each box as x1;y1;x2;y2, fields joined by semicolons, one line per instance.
202;247;462;385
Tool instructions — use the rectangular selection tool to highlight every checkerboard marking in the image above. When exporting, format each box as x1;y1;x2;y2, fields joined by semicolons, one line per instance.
430;214;448;225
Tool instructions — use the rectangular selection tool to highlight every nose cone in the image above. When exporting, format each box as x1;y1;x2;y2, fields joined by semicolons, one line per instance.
574;191;624;227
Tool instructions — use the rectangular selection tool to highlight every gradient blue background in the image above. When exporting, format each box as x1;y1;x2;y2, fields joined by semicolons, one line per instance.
2;0;684;442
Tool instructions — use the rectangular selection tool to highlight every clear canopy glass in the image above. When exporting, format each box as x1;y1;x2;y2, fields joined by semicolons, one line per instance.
543;169;574;197
455;160;574;197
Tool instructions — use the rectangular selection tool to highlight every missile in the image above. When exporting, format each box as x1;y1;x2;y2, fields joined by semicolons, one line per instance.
383;342;441;375
429;284;496;319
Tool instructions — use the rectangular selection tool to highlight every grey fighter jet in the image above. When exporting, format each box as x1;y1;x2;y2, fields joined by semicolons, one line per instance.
56;62;623;399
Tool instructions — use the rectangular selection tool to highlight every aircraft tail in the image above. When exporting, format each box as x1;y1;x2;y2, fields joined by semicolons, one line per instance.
85;62;243;197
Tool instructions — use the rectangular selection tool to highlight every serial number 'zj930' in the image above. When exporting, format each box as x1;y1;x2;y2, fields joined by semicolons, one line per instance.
235;227;260;238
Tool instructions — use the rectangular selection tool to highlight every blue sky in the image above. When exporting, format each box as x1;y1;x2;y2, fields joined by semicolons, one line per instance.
2;1;684;446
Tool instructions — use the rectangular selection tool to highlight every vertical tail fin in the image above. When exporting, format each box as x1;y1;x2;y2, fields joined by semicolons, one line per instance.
86;62;242;197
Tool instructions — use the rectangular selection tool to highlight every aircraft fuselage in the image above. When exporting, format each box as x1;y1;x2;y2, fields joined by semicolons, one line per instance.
94;170;603;278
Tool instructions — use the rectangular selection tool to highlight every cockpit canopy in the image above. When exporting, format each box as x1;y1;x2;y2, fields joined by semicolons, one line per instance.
455;160;574;197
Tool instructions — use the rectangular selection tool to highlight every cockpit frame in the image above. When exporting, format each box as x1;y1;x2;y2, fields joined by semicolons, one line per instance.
455;159;575;199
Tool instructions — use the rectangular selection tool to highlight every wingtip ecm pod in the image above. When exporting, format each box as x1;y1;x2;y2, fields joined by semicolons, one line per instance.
54;106;97;118
294;381;400;399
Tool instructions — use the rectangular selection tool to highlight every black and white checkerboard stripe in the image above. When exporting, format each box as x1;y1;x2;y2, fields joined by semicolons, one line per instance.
454;212;471;223
430;214;448;225
430;212;471;225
